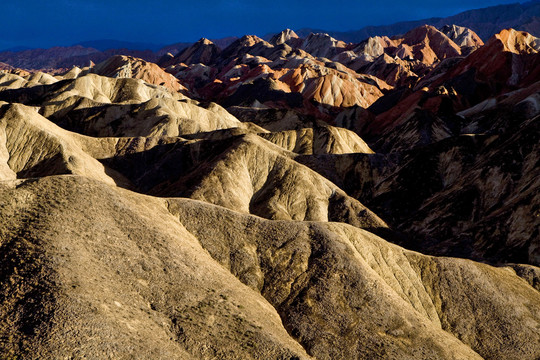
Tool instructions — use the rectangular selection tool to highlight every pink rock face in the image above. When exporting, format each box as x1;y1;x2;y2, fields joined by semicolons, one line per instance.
300;33;348;59
282;61;386;108
353;36;398;59
359;53;420;87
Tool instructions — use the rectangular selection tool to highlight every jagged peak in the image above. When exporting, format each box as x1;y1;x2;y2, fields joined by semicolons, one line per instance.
305;32;339;42
439;24;484;49
238;34;266;46
270;29;299;45
402;24;448;43
301;33;347;54
196;37;215;46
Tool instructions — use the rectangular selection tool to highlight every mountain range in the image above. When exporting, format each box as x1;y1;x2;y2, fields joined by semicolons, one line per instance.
296;0;540;41
1;1;539;71
0;3;539;359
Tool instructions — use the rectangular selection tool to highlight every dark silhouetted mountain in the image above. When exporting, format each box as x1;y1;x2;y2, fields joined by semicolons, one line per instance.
159;38;221;67
0;46;32;52
77;39;165;52
0;46;159;70
296;0;540;42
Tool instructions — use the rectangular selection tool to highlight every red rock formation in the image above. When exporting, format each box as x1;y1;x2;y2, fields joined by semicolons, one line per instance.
399;25;462;64
440;29;540;93
200;57;389;117
369;29;539;137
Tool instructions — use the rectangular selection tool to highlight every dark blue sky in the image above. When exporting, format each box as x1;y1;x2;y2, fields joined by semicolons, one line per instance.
0;0;522;49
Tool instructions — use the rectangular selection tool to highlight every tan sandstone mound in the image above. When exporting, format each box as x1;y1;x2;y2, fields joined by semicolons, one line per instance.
1;175;538;359
259;126;374;155
0;102;117;185
96;132;387;229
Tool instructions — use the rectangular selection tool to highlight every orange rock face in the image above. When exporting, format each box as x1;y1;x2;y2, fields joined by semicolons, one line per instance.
441;28;540;91
93;55;187;94
399;25;462;64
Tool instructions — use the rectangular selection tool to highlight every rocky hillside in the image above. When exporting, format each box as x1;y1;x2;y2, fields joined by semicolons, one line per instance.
0;24;539;360
158;24;484;120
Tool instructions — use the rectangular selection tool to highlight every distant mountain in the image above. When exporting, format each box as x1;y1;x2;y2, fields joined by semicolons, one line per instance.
0;61;13;70
77;39;164;52
209;36;239;49
0;36;240;71
0;46;100;69
0;45;158;70
156;42;194;57
296;0;540;41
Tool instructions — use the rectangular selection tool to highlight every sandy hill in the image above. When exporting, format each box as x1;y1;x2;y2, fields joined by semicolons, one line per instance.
1;175;538;359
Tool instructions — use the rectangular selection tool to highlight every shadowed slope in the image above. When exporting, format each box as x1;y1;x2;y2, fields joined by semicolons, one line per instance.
259;126;374;155
99;133;386;229
0;102;118;185
297;111;540;265
170;195;540;360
